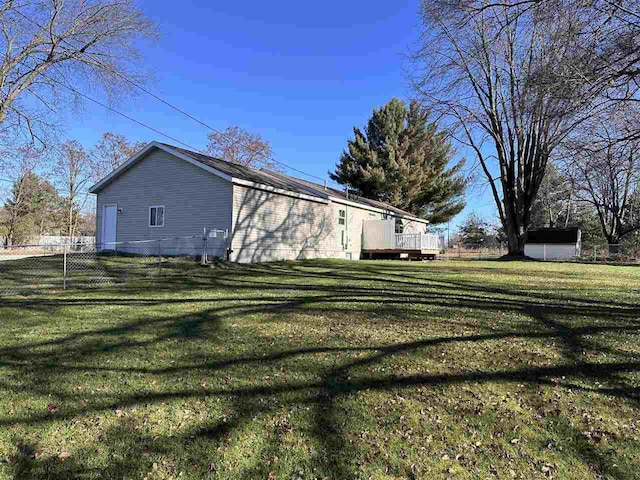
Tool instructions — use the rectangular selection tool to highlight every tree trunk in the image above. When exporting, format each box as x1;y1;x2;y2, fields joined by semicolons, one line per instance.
502;186;528;257
505;228;526;257
608;236;622;255
68;203;74;239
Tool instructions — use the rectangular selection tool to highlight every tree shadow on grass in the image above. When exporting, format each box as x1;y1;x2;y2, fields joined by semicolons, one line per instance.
1;261;640;478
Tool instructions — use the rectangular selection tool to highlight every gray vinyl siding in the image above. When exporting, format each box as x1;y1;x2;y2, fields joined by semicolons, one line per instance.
95;148;232;255
230;185;395;262
331;201;385;258
94;146;425;263
231;185;344;262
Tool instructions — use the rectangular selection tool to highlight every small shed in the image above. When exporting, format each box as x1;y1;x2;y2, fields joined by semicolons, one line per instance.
524;228;582;260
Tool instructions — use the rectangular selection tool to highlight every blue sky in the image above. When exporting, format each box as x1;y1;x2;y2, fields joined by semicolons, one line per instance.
64;0;496;229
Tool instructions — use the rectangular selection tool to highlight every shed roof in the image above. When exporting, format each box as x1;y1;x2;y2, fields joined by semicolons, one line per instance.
525;228;581;244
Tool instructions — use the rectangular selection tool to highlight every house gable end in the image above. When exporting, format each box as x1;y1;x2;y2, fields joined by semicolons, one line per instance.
89;142;232;193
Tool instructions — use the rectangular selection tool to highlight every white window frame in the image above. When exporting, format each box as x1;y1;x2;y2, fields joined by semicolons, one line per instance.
338;209;346;225
149;205;165;228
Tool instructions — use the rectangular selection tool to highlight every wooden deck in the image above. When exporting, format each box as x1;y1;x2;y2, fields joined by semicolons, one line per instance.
361;219;444;259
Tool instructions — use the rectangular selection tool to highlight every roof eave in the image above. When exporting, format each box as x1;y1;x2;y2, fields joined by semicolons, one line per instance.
329;196;429;223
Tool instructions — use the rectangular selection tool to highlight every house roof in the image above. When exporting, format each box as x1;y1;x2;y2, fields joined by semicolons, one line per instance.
263;171;421;219
525;228;581;244
89;142;428;223
164;145;327;199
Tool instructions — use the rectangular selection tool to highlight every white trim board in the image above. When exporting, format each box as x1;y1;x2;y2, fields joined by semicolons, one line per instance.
232;178;329;204
329;197;430;224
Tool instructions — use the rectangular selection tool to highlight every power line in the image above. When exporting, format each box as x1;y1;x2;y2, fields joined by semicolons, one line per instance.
12;8;340;187
86;68;337;184
17;68;337;197
38;72;208;155
44;72;339;188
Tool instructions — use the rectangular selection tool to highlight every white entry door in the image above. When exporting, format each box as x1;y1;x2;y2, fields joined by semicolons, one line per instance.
102;205;117;250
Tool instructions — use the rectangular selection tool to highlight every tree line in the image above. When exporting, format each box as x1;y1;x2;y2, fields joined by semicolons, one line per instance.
408;0;640;256
0;134;144;245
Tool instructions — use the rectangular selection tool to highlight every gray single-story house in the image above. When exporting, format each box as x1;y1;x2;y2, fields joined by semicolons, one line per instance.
524;227;582;260
89;142;435;263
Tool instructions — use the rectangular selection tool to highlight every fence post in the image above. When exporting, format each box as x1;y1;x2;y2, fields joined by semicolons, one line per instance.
201;228;208;266
225;229;230;261
157;239;162;275
593;245;597;262
543;244;547;261
63;245;67;290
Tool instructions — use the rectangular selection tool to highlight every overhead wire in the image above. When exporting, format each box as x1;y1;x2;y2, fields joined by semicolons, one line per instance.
12;7;341;187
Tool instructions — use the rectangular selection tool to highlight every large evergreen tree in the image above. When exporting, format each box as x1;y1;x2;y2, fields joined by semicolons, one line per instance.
330;98;466;224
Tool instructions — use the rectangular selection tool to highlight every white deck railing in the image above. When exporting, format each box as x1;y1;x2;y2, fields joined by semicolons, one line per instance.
393;233;442;251
394;233;420;250
362;219;443;252
420;233;442;251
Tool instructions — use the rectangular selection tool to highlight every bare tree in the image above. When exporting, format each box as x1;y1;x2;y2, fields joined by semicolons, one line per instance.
90;132;145;181
206;126;282;172
529;162;575;228
564;109;640;250
413;0;610;255
466;0;640;136
53;140;91;238
0;0;156;145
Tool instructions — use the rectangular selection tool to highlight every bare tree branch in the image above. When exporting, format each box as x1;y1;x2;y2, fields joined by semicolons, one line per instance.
0;0;157;147
205;126;283;172
412;0;610;255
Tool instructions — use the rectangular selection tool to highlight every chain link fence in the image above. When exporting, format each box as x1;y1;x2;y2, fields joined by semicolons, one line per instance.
438;243;640;263
440;244;505;260
580;244;640;264
0;230;229;295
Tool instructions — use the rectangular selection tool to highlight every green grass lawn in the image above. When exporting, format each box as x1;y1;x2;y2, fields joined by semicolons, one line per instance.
1;259;640;479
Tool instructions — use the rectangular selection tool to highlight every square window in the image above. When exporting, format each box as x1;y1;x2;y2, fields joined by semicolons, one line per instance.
150;206;165;227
